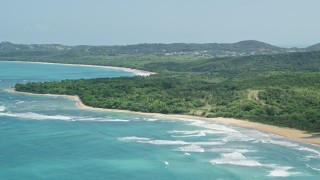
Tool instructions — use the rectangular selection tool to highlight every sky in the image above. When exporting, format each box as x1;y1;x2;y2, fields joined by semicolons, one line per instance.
1;0;319;47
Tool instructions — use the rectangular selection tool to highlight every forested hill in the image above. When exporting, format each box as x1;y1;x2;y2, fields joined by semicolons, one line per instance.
306;43;320;51
2;40;319;73
0;40;300;58
144;51;320;73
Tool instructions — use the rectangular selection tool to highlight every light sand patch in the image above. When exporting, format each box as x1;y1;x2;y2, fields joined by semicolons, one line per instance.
248;89;261;101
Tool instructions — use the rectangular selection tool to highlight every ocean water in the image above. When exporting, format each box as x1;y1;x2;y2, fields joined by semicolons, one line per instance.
0;61;319;180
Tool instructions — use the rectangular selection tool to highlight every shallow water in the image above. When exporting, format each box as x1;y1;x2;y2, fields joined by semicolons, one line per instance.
0;61;320;179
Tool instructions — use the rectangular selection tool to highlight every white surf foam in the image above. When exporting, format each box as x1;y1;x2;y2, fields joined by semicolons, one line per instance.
211;152;262;167
268;140;299;147
0;111;131;122
97;119;130;122
268;169;292;177
73;116;130;122
216;128;273;143
296;146;320;160
118;136;151;141
266;165;301;177
297;147;320;154
219;133;256;142
189;121;238;133
76;117;103;121
208;147;257;153
119;136;190;145
172;132;206;138
169;130;224;137
14;100;24;104
119;136;223;148
307;164;320;171
0;112;72;120
139;140;190;145
192;142;224;146
143;118;159;121
156;140;222;146
178;144;205;152
0;106;5;112
253;139;299;147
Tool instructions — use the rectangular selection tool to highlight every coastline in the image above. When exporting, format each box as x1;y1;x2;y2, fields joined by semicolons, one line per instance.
9;89;320;146
1;60;156;76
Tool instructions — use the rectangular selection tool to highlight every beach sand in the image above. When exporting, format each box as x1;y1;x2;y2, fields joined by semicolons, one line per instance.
9;89;320;146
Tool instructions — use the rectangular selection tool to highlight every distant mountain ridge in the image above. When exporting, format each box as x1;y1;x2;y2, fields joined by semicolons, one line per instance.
0;40;308;57
306;43;320;51
144;51;320;73
2;40;319;73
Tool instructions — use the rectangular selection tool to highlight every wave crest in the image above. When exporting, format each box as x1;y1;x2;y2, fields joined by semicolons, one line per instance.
0;112;72;120
211;152;262;167
0;106;5;112
178;144;205;152
266;165;301;177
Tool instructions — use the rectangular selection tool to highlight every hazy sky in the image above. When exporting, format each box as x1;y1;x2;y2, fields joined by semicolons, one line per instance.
1;0;319;47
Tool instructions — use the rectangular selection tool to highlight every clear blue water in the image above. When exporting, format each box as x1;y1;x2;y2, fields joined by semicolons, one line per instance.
0;61;320;180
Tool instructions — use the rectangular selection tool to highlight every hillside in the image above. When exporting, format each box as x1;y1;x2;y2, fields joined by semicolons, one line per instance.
306;43;320;51
0;40;310;72
0;40;297;59
144;51;320;72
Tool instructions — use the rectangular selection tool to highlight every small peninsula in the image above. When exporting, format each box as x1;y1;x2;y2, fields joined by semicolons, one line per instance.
0;41;319;139
4;41;319;134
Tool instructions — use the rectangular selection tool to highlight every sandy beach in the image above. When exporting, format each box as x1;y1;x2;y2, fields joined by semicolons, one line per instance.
9;89;320;146
4;61;156;76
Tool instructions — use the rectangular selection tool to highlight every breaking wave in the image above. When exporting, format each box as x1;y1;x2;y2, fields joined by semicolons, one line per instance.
142;118;159;121
0;111;130;122
0;106;5;112
307;164;320;171
208;147;257;153
177;144;205;152
188;120;239;133
254;139;299;147
266;164;301;177
119;136;224;147
0;112;73;120
211;152;262;167
296;147;320;160
118;136;151;141
139;140;190;145
14;100;25;104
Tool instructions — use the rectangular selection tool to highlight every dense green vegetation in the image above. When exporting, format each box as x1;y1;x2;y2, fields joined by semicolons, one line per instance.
15;71;320;132
5;41;320;132
144;51;320;72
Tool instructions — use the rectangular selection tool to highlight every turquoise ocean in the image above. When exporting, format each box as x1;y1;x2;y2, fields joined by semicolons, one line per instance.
0;61;320;180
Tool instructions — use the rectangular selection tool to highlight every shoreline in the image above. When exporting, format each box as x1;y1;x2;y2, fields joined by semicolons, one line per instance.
1;60;156;76
9;89;320;146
